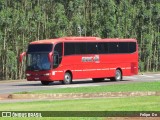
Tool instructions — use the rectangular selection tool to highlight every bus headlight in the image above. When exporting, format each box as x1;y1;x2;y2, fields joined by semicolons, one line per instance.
26;74;31;77
43;73;50;76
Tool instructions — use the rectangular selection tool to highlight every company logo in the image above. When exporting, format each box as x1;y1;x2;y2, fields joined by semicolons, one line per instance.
1;112;42;117
82;55;99;63
2;112;11;117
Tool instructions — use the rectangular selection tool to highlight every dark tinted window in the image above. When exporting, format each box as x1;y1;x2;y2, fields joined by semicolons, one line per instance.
64;42;136;55
98;42;109;54
75;43;87;54
54;43;63;57
28;44;53;52
129;42;136;53
64;43;75;55
118;42;129;53
109;42;119;53
53;43;63;68
86;42;98;54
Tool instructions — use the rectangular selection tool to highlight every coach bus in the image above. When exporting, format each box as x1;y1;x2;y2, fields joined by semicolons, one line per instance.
20;37;138;85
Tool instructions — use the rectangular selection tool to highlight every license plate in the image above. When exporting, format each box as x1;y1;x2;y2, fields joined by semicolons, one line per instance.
35;78;39;80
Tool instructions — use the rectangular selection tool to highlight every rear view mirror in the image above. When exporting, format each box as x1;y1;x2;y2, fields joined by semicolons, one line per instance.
48;52;53;62
19;52;26;63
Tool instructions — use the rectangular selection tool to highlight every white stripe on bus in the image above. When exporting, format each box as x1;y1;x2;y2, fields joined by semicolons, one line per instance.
54;67;132;73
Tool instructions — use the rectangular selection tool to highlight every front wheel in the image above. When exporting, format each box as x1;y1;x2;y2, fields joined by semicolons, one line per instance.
110;69;122;81
62;72;72;84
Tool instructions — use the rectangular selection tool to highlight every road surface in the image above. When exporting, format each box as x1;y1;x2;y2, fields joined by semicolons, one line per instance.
0;73;159;94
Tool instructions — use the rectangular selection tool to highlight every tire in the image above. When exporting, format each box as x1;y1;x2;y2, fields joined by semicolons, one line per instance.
63;72;72;84
41;81;51;85
110;69;122;81
92;78;104;82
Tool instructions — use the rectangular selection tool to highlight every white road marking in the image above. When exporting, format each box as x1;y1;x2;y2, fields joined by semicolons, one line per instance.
138;75;154;78
153;74;160;76
41;84;100;88
124;76;138;80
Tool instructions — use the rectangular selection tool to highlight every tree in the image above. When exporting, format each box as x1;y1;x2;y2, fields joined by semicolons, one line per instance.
0;0;160;80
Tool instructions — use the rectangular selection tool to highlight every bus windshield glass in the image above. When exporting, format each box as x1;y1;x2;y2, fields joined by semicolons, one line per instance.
26;44;53;70
26;53;51;70
27;44;53;52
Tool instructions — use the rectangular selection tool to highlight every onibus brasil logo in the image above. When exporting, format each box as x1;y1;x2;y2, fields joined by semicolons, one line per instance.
2;112;42;117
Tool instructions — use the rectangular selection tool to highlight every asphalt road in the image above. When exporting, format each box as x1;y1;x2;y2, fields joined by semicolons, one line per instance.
0;73;160;94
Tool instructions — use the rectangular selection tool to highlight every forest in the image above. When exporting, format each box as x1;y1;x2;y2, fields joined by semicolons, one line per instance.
0;0;160;80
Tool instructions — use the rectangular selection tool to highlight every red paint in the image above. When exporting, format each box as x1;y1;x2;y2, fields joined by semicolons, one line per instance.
21;37;138;82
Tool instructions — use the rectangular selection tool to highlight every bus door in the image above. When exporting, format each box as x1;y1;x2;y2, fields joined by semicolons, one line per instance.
53;51;59;68
52;43;63;80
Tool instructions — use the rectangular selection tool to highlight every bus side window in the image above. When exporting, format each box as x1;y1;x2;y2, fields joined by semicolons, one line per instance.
86;42;98;54
109;42;119;53
118;42;129;53
129;42;136;53
75;42;87;54
98;42;109;54
53;43;63;68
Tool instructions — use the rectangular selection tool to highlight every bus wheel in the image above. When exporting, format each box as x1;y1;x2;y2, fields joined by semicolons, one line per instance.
63;72;72;84
110;69;122;81
41;81;51;85
92;78;104;82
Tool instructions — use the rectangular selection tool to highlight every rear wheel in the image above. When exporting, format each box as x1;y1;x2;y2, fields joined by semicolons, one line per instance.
92;78;104;82
110;69;122;81
62;72;72;84
41;81;52;85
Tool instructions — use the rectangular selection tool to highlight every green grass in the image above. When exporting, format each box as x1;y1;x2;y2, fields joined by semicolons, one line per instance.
0;96;160;119
0;96;160;111
18;81;160;94
1;81;160;119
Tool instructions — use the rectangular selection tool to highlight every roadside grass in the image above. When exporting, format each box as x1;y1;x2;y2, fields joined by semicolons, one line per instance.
1;81;160;120
0;96;160;111
17;81;160;94
0;96;160;120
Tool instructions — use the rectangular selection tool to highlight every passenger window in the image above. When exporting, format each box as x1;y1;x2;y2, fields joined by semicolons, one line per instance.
109;42;119;53
64;43;75;55
129;42;136;53
118;42;129;53
86;42;98;54
75;42;87;54
98;42;109;54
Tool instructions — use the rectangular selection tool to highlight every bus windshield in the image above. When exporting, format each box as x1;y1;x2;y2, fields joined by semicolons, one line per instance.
27;44;53;52
26;53;51;70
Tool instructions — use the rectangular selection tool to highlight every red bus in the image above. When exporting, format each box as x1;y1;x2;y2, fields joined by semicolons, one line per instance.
20;37;138;85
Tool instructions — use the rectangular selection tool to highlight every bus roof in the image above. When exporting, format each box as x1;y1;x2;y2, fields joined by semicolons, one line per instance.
30;37;137;44
102;38;137;42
